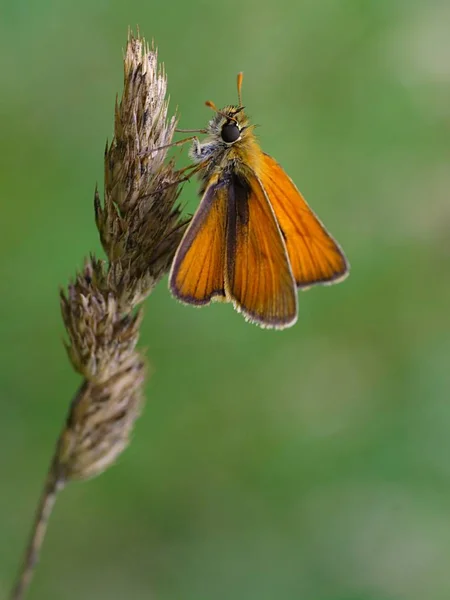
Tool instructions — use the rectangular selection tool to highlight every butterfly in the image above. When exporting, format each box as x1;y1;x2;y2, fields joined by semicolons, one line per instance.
169;73;349;329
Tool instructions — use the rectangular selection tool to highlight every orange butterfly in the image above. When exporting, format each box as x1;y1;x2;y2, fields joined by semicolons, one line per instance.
169;73;349;329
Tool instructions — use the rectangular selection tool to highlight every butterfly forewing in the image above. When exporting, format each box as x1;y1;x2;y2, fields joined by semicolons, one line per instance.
259;153;349;287
169;178;227;304
225;171;297;328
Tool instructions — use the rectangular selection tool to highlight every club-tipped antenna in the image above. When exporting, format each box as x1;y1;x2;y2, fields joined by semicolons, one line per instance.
205;73;244;120
237;72;243;106
205;100;238;123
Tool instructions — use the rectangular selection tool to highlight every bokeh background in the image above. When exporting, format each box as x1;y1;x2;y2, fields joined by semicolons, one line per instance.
1;0;449;598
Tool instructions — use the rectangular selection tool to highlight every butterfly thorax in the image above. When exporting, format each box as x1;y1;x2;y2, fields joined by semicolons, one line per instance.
190;105;262;193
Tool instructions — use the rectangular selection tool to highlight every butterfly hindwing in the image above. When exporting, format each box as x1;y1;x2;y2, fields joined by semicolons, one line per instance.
259;153;349;287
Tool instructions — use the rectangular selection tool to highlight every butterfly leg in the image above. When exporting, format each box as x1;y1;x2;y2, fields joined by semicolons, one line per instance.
139;161;207;198
139;136;200;158
189;139;219;163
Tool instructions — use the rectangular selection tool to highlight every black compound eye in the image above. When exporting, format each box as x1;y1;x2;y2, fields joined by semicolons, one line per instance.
221;122;240;143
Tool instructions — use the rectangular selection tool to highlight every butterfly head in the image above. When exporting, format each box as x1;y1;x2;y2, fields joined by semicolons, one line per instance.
206;104;250;145
204;73;253;146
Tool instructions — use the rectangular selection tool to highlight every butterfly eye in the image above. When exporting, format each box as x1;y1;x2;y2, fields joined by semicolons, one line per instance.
221;122;240;143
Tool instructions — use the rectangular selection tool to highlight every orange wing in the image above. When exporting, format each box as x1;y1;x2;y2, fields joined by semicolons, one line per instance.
259;153;349;287
225;171;297;329
169;178;227;305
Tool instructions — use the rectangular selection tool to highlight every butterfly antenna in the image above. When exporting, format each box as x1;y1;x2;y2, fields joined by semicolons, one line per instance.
237;72;243;106
205;100;238;123
205;73;244;120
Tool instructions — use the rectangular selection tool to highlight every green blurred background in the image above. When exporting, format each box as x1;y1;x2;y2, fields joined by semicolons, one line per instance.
1;0;449;598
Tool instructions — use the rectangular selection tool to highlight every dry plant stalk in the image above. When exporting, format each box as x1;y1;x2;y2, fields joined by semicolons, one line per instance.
10;33;187;600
